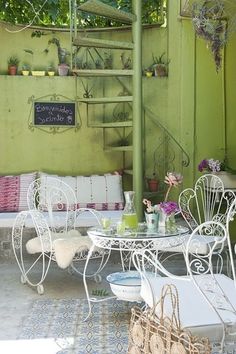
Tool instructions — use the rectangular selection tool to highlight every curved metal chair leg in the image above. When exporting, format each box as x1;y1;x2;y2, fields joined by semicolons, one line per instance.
12;210;52;293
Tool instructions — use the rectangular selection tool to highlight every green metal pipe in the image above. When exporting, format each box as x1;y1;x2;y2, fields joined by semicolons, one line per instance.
132;0;143;221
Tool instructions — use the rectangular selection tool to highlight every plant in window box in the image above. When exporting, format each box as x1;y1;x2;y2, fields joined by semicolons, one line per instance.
47;64;56;76
152;52;170;77
31;66;46;76
21;63;31;76
8;55;20;75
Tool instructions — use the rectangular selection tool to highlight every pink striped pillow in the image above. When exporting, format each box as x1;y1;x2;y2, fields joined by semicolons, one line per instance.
0;172;36;212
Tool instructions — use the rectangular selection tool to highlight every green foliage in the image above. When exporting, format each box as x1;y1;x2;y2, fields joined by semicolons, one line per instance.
192;0;227;72
7;55;20;66
22;63;31;70
152;52;169;65
0;0;166;28
47;37;70;64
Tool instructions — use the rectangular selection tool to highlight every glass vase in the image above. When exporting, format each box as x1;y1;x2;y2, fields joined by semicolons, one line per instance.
158;211;177;234
122;191;138;230
145;212;159;232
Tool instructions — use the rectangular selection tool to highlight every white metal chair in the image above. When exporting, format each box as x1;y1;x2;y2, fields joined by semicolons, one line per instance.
12;177;110;294
179;174;235;230
132;200;236;353
158;174;235;270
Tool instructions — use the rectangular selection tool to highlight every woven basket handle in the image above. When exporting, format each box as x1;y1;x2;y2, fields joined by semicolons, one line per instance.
152;284;181;331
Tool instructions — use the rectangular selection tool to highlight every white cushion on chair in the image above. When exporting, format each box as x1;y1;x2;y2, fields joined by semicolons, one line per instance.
162;234;223;254
26;229;94;269
141;273;236;342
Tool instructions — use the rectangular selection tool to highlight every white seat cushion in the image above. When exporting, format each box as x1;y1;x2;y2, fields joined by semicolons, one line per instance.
141;273;236;342
0;210;123;228
158;234;223;254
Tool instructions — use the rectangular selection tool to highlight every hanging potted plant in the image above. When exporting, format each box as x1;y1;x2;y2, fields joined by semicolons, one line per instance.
8;56;20;75
192;0;227;72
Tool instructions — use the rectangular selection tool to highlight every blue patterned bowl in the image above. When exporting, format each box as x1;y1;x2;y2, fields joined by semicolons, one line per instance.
106;271;142;301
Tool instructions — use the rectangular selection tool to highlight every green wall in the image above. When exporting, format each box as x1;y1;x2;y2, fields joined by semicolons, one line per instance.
0;0;236;190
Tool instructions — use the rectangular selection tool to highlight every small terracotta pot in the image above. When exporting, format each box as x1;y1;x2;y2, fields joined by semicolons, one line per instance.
147;179;159;192
8;65;17;75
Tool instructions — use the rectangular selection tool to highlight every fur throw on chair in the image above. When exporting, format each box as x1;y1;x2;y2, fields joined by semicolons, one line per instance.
26;229;94;269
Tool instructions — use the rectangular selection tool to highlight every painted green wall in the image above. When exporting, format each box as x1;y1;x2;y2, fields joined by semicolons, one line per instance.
0;21;167;177
0;0;236;190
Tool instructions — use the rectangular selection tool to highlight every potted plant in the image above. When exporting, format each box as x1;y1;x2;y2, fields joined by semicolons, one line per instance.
198;158;236;188
192;0;227;72
146;173;159;192
48;37;70;76
47;64;56;76
8;56;20;75
144;66;154;77
31;66;46;76
21;63;31;76
152;52;170;77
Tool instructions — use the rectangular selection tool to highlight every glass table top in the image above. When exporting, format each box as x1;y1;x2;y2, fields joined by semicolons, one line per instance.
88;225;189;239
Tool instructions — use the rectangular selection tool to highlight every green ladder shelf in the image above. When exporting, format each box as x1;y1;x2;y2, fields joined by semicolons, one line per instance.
73;37;134;50
78;0;136;24
75;0;135;175
72;69;133;77
78;96;133;104
90;121;133;128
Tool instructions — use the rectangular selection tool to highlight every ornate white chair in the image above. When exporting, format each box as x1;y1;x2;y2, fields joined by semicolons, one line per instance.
179;174;235;230
158;174;235;271
133;203;236;353
12;177;110;294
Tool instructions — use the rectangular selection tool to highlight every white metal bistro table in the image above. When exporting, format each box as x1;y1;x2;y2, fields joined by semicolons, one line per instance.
83;225;189;320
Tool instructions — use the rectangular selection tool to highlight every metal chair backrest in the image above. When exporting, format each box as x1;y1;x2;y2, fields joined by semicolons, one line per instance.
27;176;77;233
179;174;235;230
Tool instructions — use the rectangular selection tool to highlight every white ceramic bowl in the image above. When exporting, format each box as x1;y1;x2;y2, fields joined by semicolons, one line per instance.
106;271;142;302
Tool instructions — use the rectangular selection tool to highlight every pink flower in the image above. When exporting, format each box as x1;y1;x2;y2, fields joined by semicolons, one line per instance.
164;172;183;202
164;172;183;187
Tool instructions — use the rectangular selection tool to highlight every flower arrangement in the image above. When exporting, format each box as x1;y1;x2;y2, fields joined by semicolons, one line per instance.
198;158;222;173
143;172;183;215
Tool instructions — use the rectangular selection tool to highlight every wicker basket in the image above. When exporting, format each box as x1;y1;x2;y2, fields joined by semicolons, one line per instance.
128;284;211;354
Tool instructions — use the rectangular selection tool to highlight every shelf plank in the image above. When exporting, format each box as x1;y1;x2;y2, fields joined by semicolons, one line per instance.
123;169;133;175
72;69;133;77
73;36;133;50
90;121;133;128
105;146;133;152
78;0;136;24
78;96;133;103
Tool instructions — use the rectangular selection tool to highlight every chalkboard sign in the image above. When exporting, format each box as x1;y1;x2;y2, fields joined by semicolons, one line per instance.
34;101;76;126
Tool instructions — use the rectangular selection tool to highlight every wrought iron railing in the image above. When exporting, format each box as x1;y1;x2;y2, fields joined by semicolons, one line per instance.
144;107;190;196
